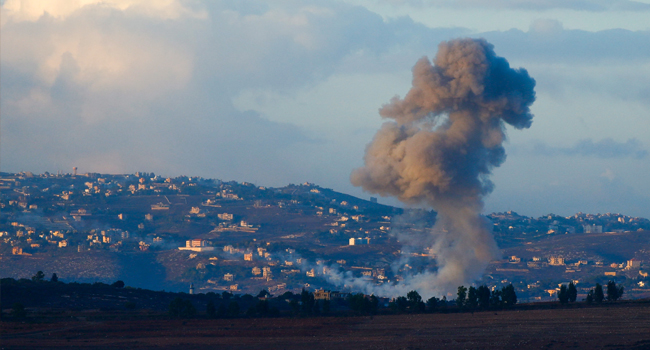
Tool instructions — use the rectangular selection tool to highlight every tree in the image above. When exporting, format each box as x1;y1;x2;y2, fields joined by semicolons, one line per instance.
256;299;269;315
558;284;569;304
477;285;491;309
456;286;467;309
206;301;216;318
393;296;408;314
301;289;315;315
168;298;196;318
217;303;227;318
501;284;517;307
32;271;45;282
568;282;577;303
50;273;59;282
322;299;331;314
111;280;125;288
256;290;271;299
466;286;479;310
586;289;594;304
606;281;624;301
594;283;604;303
227;301;240;318
490;289;502;308
426;296;439;313
289;299;300;316
406;290;425;313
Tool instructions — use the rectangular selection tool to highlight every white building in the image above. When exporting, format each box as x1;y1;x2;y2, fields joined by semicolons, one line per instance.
178;239;215;252
349;237;370;245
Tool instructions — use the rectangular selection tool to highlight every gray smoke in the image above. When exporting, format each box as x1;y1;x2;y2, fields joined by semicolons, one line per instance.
349;38;536;296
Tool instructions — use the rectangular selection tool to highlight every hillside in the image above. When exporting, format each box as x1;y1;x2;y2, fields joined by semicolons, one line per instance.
1;172;649;301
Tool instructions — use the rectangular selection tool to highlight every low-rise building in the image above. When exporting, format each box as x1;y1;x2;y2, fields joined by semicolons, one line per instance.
179;239;215;252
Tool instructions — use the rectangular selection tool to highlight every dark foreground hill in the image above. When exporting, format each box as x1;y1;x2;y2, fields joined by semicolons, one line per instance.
3;302;650;349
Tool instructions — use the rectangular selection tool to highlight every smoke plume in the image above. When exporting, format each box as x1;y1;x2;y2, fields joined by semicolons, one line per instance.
349;38;536;296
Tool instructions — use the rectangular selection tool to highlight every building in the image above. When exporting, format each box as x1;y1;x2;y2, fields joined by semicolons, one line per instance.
627;259;642;269
262;266;272;278
244;252;253;261
314;289;331;300
178;239;215;252
12;246;22;255
189;283;194;295
252;267;261;275
549;256;565;266
349;237;370;245
218;213;234;220
224;273;234;281
583;224;603;234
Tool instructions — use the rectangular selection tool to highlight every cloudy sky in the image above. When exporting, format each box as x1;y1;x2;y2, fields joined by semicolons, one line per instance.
2;0;649;218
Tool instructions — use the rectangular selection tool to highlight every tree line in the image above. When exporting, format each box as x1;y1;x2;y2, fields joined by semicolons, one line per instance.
557;281;624;304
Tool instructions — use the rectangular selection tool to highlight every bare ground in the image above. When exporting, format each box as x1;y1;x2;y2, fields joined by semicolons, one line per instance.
3;303;650;349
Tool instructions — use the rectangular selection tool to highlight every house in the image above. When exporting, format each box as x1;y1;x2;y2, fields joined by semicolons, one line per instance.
244;252;253;261
626;259;642;269
549;256;565;266
314;289;331;300
224;273;234;281
262;266;272;278
179;239;215;252
349;237;370;245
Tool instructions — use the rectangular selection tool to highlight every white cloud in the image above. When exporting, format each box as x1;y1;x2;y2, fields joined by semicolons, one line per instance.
1;0;206;23
377;0;650;11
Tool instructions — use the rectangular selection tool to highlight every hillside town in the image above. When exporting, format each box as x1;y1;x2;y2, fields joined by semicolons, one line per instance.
1;171;649;301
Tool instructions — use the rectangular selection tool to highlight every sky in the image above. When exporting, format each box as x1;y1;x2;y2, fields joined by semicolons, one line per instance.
1;0;649;218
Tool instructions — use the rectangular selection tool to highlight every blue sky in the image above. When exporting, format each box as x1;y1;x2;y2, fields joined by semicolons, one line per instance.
2;0;649;218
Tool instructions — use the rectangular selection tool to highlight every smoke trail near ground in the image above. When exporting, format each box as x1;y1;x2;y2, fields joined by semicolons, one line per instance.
344;38;536;297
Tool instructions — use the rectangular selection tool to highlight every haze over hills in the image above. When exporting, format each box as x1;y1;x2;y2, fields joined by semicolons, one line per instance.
1;171;649;301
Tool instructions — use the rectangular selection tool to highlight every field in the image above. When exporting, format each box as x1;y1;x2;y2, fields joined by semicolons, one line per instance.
3;302;650;349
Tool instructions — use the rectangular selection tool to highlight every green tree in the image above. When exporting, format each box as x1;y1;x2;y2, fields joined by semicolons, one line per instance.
301;289;315;315
489;289;502;308
256;299;269;315
289;299;300;316
594;283;604;303
111;280;125;288
406;290;425;313
50;273;58;282
426;296;439;313
227;301;240;318
477;285;491;309
32;271;45;282
392;296;408;314
586;289;594;304
606;281;624;301
568;282;577;303
558;284;569;304
168;298;196;318
501;284;517;307
466;286;479;310
322;299;331;314
206;301;216;318
217;303;227;318
456;286;467;309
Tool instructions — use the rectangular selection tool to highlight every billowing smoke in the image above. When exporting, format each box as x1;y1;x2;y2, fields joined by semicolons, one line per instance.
347;38;536;296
